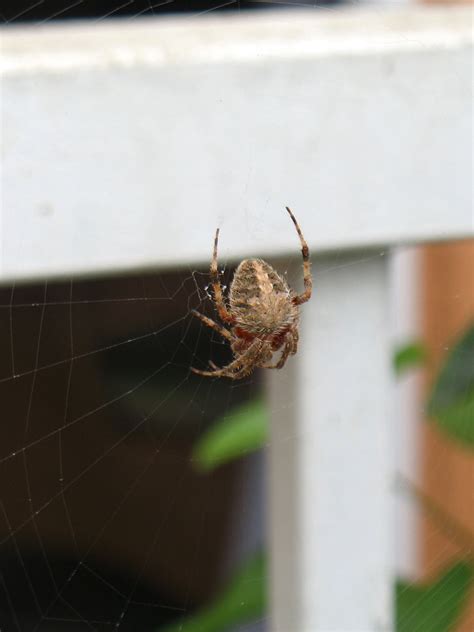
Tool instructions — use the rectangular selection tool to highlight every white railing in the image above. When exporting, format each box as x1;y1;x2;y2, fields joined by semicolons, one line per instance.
2;7;472;630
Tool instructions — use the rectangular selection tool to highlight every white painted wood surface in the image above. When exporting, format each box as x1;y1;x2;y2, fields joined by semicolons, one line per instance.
1;7;472;283
268;253;393;631
1;7;472;631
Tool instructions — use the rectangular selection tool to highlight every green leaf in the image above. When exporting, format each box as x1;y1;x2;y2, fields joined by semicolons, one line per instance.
433;393;474;447
160;552;266;632
193;399;268;471
427;323;474;446
396;561;473;632
393;342;428;376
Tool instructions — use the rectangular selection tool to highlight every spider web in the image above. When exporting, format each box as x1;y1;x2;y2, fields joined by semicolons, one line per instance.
0;266;267;631
2;251;471;631
1;1;473;631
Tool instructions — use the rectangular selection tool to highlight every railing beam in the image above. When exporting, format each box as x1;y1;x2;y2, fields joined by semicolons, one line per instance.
1;7;472;284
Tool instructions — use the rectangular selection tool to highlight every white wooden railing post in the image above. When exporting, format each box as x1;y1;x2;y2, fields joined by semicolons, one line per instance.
268;253;394;630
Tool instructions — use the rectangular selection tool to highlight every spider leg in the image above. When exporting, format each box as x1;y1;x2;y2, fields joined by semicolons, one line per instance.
290;328;299;355
222;359;260;380
191;339;263;379
286;207;313;306
191;309;233;341
263;330;299;370
210;228;235;324
220;340;273;379
262;350;289;370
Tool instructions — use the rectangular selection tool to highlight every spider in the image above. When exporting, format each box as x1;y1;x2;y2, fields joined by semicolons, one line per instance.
191;207;312;379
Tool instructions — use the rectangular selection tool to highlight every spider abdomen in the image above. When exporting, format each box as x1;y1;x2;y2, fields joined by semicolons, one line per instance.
229;259;298;335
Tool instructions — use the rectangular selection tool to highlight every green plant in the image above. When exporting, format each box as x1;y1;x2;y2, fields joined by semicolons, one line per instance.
192;399;267;472
396;562;473;632
393;341;428;375
427;323;474;446
161;553;265;632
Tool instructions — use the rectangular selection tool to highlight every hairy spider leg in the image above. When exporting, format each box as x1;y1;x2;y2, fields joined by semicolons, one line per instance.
262;330;298;369
190;309;233;341
286;206;313;306
225;364;257;380
229;339;275;378
210;228;235;324
220;341;272;379
191;338;264;378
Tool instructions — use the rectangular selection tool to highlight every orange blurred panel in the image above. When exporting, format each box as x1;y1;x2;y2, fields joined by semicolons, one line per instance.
421;240;474;631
